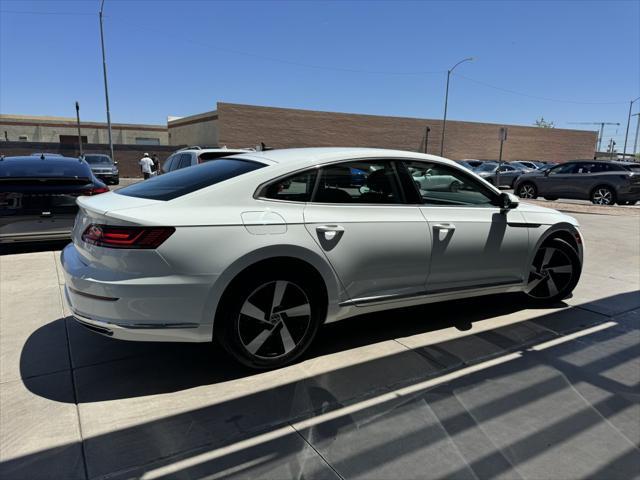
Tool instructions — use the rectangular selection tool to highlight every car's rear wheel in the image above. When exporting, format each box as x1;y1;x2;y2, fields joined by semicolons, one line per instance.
525;238;581;304
591;186;616;205
215;271;323;369
517;182;537;199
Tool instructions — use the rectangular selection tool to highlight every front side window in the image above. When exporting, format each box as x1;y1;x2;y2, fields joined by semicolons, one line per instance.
162;155;176;173
403;161;495;206
313;161;402;204
549;163;577;175
117;158;266;201
262;170;318;202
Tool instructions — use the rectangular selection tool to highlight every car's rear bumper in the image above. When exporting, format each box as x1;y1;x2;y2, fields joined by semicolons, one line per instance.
61;243;215;342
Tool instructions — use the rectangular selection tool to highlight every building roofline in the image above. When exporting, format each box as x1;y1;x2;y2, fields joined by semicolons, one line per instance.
0;113;167;131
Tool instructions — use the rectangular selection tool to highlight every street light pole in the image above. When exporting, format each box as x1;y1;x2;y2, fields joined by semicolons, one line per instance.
424;126;431;153
99;0;115;162
75;101;83;158
632;113;640;157
440;57;473;157
622;96;640;159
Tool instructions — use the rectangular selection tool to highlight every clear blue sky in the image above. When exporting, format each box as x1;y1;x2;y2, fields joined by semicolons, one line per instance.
1;0;639;148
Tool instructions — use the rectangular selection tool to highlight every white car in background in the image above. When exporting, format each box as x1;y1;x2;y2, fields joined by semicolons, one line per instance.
62;148;583;369
161;146;252;174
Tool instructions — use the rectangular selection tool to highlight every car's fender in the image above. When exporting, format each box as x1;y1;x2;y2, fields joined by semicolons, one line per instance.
201;242;345;333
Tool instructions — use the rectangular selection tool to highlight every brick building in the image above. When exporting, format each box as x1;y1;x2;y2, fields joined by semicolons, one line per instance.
169;102;598;162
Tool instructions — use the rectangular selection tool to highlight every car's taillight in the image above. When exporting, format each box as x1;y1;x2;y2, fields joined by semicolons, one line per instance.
81;186;110;196
82;224;175;249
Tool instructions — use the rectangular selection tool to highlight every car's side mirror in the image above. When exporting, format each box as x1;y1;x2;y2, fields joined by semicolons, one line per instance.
499;192;519;209
544;170;550;176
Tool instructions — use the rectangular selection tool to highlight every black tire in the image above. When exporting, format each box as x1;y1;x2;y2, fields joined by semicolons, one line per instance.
591;185;616;205
524;238;581;305
516;182;537;199
113;178;120;185
214;269;324;369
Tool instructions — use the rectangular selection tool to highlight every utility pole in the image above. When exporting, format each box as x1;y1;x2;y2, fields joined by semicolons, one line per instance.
496;127;507;188
567;122;620;151
99;0;115;163
623;96;640;159
75;101;83;158
424;126;431;154
440;57;474;157
632;113;640;158
608;139;616;160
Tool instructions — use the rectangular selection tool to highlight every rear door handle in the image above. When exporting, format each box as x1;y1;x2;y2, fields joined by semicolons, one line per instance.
433;223;456;231
316;225;344;241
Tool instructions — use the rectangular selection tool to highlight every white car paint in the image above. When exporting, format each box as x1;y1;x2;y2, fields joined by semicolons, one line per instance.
62;147;583;348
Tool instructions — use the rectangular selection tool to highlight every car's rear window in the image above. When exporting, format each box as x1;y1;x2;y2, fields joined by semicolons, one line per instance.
116;158;266;200
0;158;91;180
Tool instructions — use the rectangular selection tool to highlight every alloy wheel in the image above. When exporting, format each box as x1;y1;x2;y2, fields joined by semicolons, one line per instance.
526;246;574;299
592;188;613;205
237;280;312;360
519;184;536;198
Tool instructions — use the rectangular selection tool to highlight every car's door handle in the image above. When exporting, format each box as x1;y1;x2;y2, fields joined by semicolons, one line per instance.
316;225;344;241
433;223;456;231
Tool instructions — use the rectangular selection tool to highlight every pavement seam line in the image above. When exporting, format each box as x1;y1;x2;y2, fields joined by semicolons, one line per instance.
54;252;90;480
289;422;345;480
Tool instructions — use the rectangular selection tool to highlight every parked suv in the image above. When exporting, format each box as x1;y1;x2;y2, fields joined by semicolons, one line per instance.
83;154;119;185
161;147;252;174
514;160;640;205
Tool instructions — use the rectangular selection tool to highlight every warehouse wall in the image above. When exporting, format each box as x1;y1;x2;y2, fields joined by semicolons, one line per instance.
216;103;598;162
0;115;169;145
167;111;219;147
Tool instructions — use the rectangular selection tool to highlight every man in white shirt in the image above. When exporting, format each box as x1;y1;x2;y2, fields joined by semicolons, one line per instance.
139;153;154;179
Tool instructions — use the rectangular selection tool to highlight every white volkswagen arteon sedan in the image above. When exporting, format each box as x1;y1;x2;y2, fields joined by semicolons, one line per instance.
62;148;583;368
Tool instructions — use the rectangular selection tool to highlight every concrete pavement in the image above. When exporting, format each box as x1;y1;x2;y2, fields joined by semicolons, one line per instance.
1;213;639;479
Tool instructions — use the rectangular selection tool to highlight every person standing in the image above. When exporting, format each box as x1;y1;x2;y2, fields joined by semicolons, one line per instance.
139;152;154;180
152;154;159;175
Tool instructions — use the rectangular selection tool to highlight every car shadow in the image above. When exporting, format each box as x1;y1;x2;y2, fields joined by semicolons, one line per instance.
19;292;568;403
0;240;70;256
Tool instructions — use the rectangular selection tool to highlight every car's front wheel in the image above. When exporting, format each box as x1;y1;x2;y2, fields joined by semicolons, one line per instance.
525;238;581;304
517;182;537;199
215;271;323;369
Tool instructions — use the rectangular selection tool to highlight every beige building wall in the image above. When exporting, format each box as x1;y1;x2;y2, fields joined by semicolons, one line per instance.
215;103;598;162
167;111;219;147
0;114;169;145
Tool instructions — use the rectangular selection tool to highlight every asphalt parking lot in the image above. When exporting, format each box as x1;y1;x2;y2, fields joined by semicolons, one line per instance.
1;210;639;480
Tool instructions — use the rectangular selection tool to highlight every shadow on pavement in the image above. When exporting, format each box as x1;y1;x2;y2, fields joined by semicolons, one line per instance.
7;291;640;479
20;292;563;403
0;240;70;256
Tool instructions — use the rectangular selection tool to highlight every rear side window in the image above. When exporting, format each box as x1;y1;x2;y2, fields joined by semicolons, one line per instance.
117;158;266;200
261;170;318;202
591;163;625;173
175;153;193;170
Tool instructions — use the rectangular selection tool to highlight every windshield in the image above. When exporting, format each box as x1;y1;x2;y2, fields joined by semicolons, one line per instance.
84;155;113;165
476;163;498;172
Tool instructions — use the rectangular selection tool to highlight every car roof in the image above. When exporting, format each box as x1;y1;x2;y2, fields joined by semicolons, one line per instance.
232;147;458;169
2;155;80;163
177;148;252;154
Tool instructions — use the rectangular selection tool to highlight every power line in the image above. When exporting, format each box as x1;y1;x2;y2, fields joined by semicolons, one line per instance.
454;73;630;105
0;10;96;16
